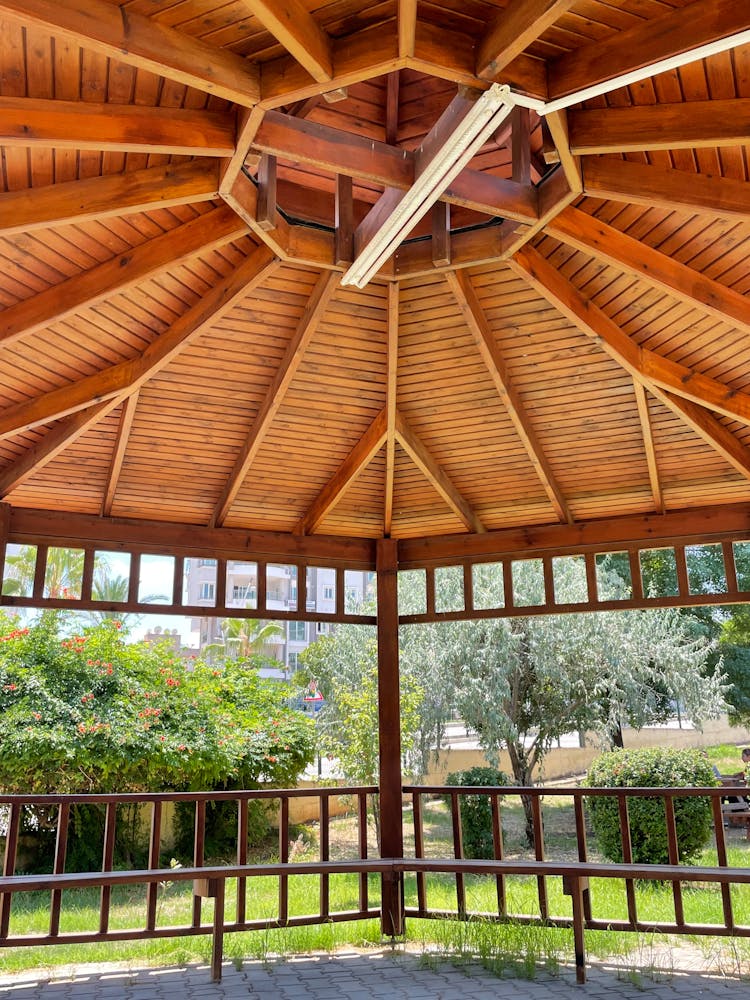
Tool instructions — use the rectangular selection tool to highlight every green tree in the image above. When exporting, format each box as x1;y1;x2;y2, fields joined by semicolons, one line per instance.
299;625;423;847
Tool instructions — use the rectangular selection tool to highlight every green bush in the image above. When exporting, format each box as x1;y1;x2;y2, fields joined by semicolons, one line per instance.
446;766;510;859
584;747;717;865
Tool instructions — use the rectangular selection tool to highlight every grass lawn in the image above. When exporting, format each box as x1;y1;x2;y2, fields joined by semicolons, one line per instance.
2;779;750;978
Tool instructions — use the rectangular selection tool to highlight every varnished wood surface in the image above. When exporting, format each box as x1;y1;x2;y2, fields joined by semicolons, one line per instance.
0;1;749;550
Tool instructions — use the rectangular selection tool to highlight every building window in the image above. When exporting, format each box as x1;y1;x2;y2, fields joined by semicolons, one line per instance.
316;622;332;635
288;621;306;642
199;582;215;601
323;586;334;601
287;651;299;672
232;584;256;601
290;584;297;600
198;559;217;567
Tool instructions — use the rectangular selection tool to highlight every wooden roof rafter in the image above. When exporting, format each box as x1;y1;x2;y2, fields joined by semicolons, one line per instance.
0;205;248;350
546;208;750;351
632;383;664;515
102;391;141;519
0;162;221;237
242;0;333;84
384;283;399;536
510;247;750;482
210;270;341;529
0;245;278;440
0;0;261;106
395;412;485;535
445;269;572;525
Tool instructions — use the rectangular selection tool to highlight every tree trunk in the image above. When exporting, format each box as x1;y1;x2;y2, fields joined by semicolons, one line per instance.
611;721;624;748
507;741;536;846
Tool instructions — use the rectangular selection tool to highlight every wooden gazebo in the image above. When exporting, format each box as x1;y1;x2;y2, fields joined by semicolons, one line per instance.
2;0;750;938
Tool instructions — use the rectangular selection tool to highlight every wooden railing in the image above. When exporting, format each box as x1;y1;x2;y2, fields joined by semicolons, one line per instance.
1;784;749;984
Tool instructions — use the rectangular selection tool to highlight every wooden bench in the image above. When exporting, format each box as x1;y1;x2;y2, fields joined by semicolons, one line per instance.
718;775;750;839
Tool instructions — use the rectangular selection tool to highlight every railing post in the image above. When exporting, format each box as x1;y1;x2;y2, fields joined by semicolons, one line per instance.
562;872;588;984
376;538;404;936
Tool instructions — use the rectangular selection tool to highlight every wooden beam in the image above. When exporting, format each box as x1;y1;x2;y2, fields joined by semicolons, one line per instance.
412;21;548;100
398;0;418;59
252;110;539;223
385;71;400;145
7;506;376;567
244;0;333;82
296;409;388;535
581;157;750;222
0;161;220;236
222;169;292;261
261;22;401;105
511;107;531;185
431;202;451;268
501;162;575;257
102;391;140;517
543;110;581;194
334;174;354;267
375;536;404;936
0;0;260;106
549;0;750;101
0;98;235;156
510;245;750;451
395;411;485;534
256;154;278;232
0;246;277;441
0;205;247;350
0;401;120;498
210;271;340;528
384;284;399;536
219;105;267;200
568;100;750;155
546;207;750;337
446;270;572;524
477;0;576;80
632;382;663;514
397;502;750;567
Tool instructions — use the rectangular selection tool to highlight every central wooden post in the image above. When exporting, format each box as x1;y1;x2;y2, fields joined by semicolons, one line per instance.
376;537;404;936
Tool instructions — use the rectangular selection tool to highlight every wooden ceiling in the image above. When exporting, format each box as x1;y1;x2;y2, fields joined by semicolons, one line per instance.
1;0;750;545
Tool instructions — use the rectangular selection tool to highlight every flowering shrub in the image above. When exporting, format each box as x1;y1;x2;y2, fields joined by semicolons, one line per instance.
0;611;314;795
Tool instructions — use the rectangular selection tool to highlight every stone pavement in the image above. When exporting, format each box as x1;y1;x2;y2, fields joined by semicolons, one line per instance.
0;950;745;999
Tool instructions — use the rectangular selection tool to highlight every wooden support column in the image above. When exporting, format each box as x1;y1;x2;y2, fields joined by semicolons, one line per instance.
376;537;404;936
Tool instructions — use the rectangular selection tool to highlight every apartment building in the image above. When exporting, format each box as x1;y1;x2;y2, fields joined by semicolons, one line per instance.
184;559;374;675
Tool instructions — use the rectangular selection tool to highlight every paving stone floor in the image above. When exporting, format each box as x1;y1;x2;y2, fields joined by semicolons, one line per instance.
0;950;745;999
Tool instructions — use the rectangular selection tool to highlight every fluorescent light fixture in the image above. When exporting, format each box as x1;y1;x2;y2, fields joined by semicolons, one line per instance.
341;84;516;288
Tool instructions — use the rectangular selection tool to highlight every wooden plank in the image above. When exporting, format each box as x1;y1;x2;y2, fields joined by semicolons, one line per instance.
632;383;664;513
446;270;572;524
568;100;750;154
477;0;576;80
581;157;750;222
244;0;333;82
0;0;261;106
0;160;220;236
0;246;277;440
547;206;750;337
296;409;387;534
385;283;398;536
211;271;341;527
549;0;750;101
0;401;119;497
431;201;450;268
511;107;531;186
656;391;750;483
386;71;400;144
395;411;484;534
0;97;235;156
102;391;140;517
0;205;248;349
